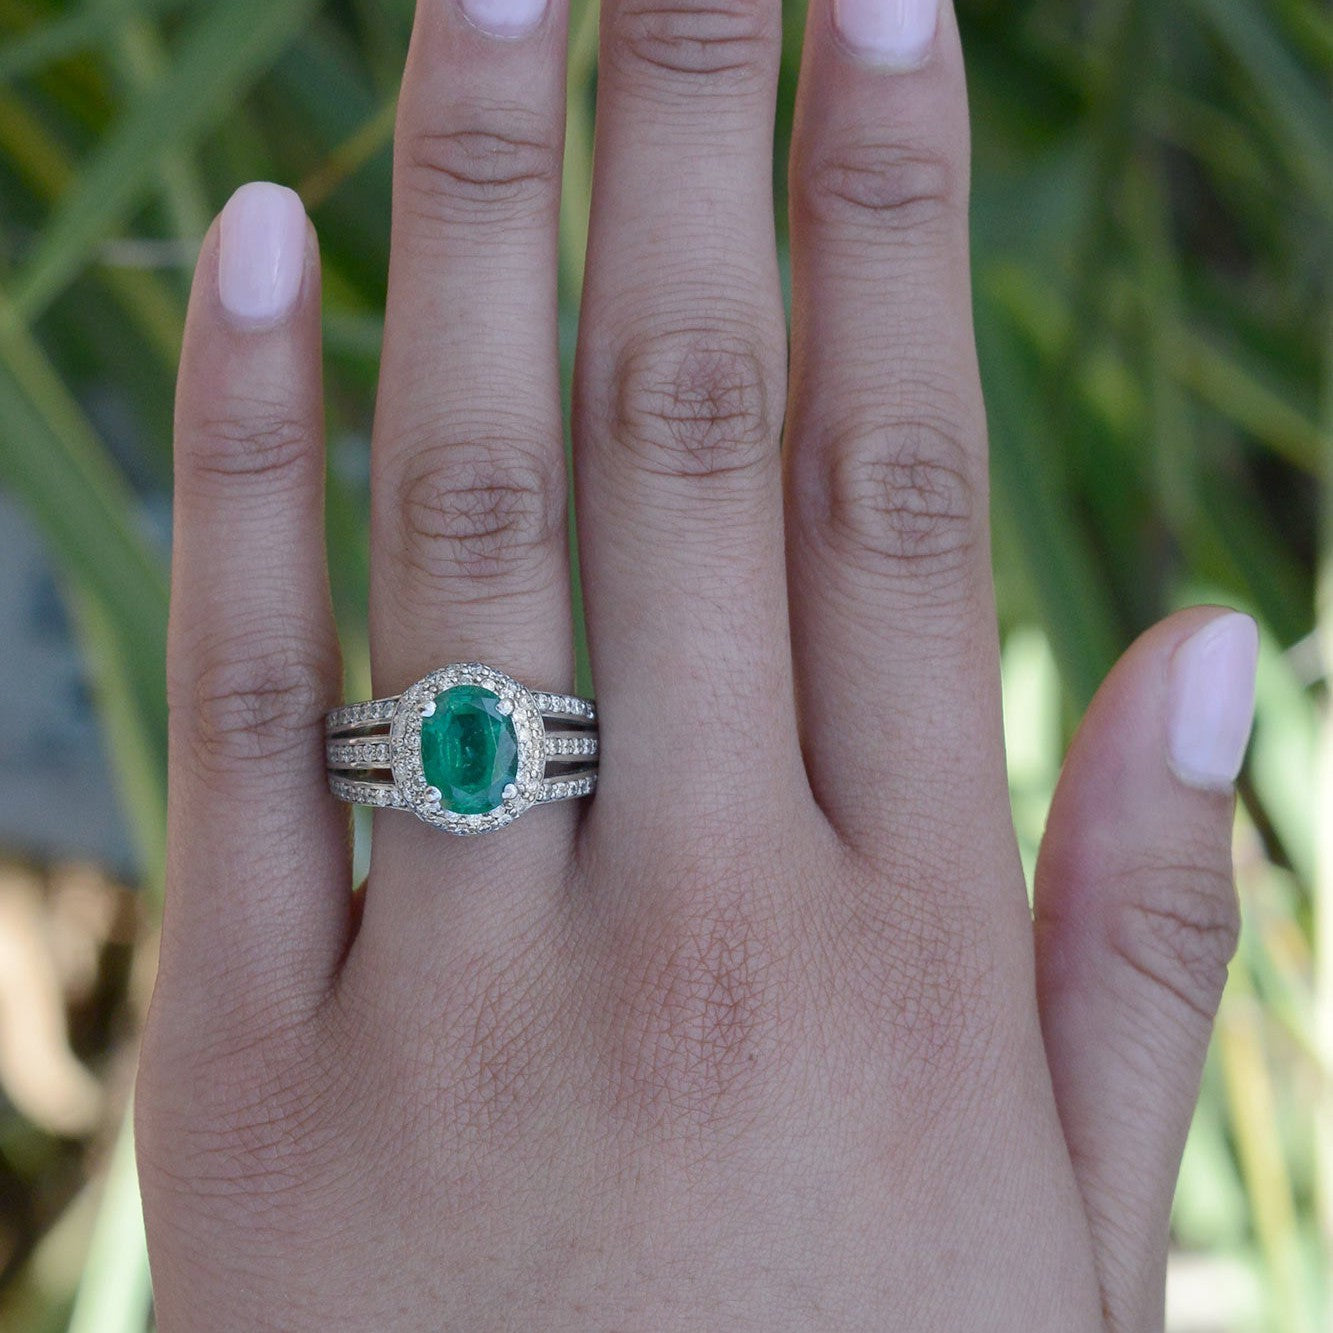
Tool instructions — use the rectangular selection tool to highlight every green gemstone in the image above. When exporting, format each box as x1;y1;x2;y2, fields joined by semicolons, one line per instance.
420;684;520;816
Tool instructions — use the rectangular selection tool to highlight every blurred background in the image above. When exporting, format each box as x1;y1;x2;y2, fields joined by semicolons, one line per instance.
0;0;1328;1328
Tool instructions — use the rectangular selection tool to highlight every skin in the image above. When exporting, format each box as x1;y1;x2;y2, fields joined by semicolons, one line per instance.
136;0;1242;1327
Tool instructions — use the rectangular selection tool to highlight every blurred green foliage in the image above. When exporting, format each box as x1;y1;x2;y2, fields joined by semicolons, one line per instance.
0;0;1329;1328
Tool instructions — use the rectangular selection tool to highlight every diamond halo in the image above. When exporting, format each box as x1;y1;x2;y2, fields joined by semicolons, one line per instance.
389;663;547;835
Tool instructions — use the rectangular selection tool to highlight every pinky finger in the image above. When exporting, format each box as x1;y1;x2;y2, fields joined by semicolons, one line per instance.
1034;608;1258;1329
158;183;347;1032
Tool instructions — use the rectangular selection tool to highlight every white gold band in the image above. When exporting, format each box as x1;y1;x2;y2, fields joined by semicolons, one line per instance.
324;689;596;734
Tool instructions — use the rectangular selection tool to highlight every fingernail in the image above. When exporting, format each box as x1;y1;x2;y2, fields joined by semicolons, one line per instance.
1166;613;1259;791
459;0;546;38
217;182;307;326
833;0;938;67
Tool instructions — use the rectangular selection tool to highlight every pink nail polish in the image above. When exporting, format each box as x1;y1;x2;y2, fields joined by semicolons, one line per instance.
458;0;546;38
1166;613;1259;791
217;182;307;326
833;0;938;67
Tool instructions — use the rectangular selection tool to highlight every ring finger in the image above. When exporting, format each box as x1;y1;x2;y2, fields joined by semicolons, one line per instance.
358;0;575;948
370;0;573;704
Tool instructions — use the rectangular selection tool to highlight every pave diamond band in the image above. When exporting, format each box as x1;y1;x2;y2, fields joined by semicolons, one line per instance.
325;664;597;835
323;687;595;732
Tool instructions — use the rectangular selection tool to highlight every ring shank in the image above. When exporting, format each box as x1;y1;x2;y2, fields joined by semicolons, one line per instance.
324;690;595;738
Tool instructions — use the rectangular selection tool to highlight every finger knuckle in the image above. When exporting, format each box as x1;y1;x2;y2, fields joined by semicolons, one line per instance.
399;117;562;226
800;139;962;233
612;325;775;485
174;633;333;772
1108;859;1240;1023
829;853;1000;1088
394;443;565;592
603;880;791;1143
613;0;773;82
820;417;982;591
136;1016;338;1215
333;931;572;1149
439;955;570;1142
186;402;312;487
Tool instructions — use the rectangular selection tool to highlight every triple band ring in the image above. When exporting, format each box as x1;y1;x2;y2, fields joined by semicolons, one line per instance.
326;663;598;835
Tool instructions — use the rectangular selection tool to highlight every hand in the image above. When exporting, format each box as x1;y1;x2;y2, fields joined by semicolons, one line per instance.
136;0;1258;1326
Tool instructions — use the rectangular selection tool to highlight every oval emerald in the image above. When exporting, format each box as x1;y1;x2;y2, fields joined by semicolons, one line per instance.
420;684;520;816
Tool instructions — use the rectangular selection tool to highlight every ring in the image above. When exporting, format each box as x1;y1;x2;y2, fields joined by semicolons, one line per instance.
325;663;597;835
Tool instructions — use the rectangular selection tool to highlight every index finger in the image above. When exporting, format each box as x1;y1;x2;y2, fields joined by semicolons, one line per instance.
161;183;348;1030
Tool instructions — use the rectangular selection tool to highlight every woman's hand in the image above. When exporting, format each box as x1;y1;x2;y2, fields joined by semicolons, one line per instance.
136;0;1258;1325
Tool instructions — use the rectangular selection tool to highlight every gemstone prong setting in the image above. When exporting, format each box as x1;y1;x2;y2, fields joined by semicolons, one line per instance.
388;664;547;834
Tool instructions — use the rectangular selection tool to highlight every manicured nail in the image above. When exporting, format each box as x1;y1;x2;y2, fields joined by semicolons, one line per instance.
217;182;307;326
458;0;546;38
833;0;938;67
1166;613;1259;791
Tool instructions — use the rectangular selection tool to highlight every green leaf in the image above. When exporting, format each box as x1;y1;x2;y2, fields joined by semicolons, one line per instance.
11;0;318;322
65;1109;151;1333
977;289;1123;714
1187;0;1333;220
0;308;168;783
0;0;178;85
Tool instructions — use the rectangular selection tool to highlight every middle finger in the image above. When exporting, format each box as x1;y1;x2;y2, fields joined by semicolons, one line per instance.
572;0;798;825
356;0;575;959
